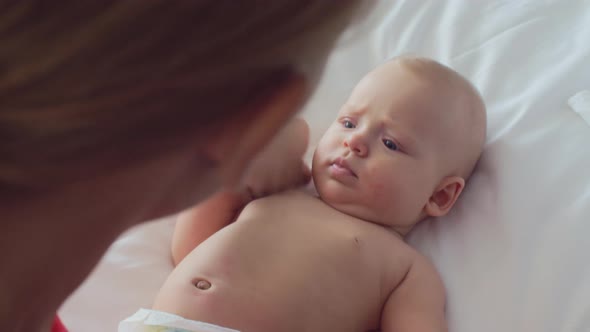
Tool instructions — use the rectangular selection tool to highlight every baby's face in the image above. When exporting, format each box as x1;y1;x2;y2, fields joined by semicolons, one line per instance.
312;62;461;229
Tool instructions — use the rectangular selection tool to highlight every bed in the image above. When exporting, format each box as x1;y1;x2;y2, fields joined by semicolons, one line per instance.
60;1;590;331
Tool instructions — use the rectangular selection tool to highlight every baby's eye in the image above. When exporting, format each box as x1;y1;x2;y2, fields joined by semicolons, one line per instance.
383;139;398;151
342;120;355;129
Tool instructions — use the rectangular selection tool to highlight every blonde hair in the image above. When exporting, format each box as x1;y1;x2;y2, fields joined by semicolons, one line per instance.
0;1;360;190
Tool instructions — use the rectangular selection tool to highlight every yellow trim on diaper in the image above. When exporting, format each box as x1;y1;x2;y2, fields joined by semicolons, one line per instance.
144;326;193;332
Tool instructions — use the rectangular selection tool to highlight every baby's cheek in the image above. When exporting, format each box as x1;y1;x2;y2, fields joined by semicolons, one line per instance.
365;169;395;202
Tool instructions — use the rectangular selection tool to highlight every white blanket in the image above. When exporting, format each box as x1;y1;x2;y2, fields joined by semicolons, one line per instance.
60;1;590;331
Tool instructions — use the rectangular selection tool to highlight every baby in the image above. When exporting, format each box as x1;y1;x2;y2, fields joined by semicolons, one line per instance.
120;56;486;332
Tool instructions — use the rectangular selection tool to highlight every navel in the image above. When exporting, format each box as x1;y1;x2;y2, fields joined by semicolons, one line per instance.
193;278;212;290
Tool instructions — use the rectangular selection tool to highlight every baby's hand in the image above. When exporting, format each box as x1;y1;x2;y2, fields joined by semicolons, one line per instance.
240;118;310;199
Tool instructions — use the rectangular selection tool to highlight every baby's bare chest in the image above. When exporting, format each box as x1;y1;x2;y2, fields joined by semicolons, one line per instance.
189;192;415;331
230;192;413;297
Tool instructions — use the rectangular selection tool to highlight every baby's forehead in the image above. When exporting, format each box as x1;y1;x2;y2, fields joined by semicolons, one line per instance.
353;70;454;113
387;61;473;109
344;57;476;125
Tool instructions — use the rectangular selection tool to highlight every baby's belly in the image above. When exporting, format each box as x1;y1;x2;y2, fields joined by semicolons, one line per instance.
154;197;388;332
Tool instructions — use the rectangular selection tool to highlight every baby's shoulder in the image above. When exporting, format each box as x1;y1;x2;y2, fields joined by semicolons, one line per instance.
372;229;415;256
378;238;442;285
407;250;439;276
397;248;444;293
393;241;438;273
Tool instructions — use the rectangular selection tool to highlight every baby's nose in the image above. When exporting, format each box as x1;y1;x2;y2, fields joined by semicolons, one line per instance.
344;134;368;157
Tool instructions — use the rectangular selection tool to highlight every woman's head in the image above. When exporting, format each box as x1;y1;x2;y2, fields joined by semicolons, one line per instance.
0;0;361;192
0;5;364;328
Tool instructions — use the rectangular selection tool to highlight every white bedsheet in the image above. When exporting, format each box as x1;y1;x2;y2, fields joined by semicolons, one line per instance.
60;1;590;331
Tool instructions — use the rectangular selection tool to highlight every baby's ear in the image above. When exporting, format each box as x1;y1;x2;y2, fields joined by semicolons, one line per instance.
423;176;465;217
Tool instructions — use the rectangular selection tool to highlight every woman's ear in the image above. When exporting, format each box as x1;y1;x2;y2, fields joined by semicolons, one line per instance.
423;176;465;218
203;73;308;187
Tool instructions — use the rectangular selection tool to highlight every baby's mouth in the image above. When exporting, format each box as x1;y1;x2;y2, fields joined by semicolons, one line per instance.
330;158;357;178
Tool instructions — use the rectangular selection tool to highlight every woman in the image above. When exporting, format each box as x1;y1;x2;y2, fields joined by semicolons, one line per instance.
0;1;362;331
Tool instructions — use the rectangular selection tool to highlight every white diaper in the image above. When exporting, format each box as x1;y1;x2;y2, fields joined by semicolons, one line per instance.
119;309;240;332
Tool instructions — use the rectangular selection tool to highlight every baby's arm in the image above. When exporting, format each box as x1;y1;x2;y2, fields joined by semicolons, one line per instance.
171;190;248;265
171;118;310;265
381;256;448;332
240;117;310;199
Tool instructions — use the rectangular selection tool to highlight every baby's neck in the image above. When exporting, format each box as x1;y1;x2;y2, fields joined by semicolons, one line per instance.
311;193;410;239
